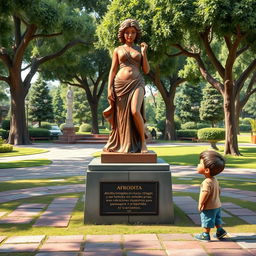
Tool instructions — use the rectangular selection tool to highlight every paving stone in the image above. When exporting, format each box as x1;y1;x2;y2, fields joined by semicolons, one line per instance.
84;242;121;251
127;250;167;256
124;240;163;250
33;217;70;227
0;216;33;224
51;198;78;204
229;233;256;240
17;203;47;209
202;240;241;249
166;248;208;256
226;208;256;216
0;237;6;243
40;242;81;252
123;234;158;241
8;208;42;217
0;243;39;252
35;253;79;256
222;211;232;217
86;235;122;242
4;235;45;244
187;214;201;225
163;241;202;250
239;216;256;224
237;240;256;249
206;249;252;256
158;234;194;240
0;212;7;218
248;249;256;255
81;250;122;256
46;235;84;243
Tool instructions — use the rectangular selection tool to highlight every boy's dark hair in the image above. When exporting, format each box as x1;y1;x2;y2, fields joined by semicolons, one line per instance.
200;150;225;176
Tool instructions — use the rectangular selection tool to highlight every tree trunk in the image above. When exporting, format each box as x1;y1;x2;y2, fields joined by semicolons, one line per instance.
90;102;99;134
164;99;176;140
210;141;219;150
8;83;31;145
235;97;241;135
223;81;240;155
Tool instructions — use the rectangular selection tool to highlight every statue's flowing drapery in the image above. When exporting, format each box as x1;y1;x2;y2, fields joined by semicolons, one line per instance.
103;47;145;153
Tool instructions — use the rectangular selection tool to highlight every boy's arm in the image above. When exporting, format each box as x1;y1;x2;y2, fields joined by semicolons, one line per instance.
198;191;209;211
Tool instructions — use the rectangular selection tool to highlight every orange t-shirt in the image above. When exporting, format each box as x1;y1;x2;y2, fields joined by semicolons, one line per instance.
199;177;221;210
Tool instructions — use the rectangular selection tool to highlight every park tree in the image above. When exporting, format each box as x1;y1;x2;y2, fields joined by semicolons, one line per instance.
175;83;202;124
0;0;94;144
73;87;91;125
200;83;224;127
151;0;256;155
43;49;110;134
52;87;65;125
28;76;54;127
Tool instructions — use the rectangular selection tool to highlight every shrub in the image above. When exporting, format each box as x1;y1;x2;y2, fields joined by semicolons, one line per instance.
0;129;9;139
196;122;209;129
250;119;256;134
28;128;50;137
41;122;52;130
177;129;198;138
1;120;10;130
0;144;13;153
181;122;197;130
0;137;3;145
197;128;225;150
74;126;79;132
239;124;251;132
79;123;92;132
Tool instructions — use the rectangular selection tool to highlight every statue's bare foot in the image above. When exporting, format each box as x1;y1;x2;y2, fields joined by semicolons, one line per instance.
141;142;148;153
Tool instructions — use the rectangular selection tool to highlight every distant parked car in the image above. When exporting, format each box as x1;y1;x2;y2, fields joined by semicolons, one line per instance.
49;125;62;136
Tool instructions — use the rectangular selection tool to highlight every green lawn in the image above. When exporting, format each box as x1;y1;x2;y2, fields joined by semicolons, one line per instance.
0;159;52;169
0;147;48;157
0;191;254;237
0;176;84;192
150;146;256;169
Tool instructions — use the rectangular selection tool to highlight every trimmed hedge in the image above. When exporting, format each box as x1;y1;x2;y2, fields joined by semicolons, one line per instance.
1;120;10;130
197;128;225;141
239;124;251;132
0;129;9;139
79;123;92;132
181;122;197;130
41;122;52;130
0;144;13;153
177;129;198;138
28;128;50;137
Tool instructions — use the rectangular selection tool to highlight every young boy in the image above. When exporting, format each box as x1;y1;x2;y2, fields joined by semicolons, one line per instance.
195;150;227;242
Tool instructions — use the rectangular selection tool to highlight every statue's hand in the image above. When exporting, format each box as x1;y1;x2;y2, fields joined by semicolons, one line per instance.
140;42;148;55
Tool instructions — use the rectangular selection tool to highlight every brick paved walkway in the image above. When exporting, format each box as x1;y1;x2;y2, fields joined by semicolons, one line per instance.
0;233;255;255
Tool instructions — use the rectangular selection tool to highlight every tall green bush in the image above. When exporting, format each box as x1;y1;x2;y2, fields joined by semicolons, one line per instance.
198;128;225;150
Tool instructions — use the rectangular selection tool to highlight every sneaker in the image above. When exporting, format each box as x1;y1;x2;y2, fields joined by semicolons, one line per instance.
195;232;210;242
215;228;227;239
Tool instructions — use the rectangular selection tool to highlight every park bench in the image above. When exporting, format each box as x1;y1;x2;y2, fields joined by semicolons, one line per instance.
178;137;198;142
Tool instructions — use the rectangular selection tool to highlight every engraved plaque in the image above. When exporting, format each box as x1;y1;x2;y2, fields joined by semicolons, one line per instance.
100;181;159;215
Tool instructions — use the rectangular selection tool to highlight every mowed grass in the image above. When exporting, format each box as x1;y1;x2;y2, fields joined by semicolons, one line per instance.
0;176;84;192
0;191;255;237
0;159;52;169
150;146;256;169
0;147;48;157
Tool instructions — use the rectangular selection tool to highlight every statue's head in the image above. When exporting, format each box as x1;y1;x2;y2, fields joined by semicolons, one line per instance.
118;19;142;44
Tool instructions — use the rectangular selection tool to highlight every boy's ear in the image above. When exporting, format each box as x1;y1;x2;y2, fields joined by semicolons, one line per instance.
205;168;210;174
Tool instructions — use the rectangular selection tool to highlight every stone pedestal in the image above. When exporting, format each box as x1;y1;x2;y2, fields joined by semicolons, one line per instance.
84;157;174;224
57;127;76;143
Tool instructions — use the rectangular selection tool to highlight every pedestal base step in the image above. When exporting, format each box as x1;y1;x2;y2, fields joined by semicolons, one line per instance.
101;151;157;163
